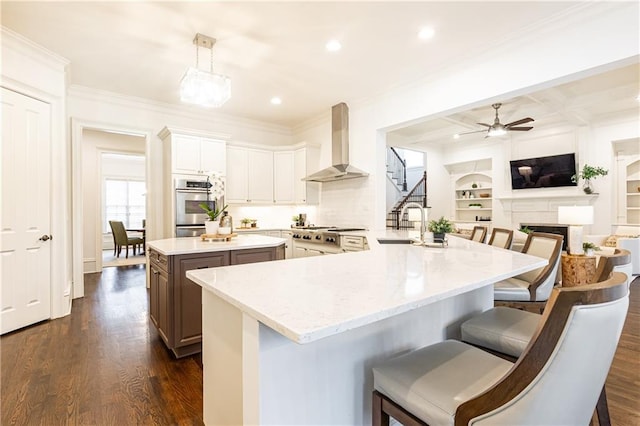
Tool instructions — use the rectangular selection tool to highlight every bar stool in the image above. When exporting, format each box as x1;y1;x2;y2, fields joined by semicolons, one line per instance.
372;272;628;426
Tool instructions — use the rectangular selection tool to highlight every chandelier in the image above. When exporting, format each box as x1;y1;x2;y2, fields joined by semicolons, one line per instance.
180;33;231;108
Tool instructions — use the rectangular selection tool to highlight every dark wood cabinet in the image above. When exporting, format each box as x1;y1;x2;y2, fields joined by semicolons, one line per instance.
148;244;283;358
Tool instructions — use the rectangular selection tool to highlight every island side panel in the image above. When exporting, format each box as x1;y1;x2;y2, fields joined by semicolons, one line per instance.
257;285;492;425
202;289;260;425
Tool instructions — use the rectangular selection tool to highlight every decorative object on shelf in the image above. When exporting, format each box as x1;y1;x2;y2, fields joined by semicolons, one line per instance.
200;171;228;234
428;216;453;242
469;203;482;209
180;33;231;108
250;219;258;228
558;205;594;255
582;241;600;256
471;182;478;189
479;193;490;198
241;218;253;228
571;164;608;194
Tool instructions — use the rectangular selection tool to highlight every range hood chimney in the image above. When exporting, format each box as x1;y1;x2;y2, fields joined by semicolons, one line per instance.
302;103;369;182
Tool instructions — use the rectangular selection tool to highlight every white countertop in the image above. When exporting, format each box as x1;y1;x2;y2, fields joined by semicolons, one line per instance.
186;230;547;344
146;234;286;255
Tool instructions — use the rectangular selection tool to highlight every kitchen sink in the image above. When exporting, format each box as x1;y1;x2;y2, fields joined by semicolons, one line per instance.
376;238;415;245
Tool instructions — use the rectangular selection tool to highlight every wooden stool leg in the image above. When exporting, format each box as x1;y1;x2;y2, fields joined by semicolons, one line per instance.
372;391;390;426
596;385;611;426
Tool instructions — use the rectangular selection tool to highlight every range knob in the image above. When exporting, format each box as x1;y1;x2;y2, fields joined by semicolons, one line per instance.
315;235;322;240
303;235;311;240
326;237;335;243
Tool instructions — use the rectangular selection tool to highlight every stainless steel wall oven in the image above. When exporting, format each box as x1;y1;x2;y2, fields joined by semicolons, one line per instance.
175;178;215;237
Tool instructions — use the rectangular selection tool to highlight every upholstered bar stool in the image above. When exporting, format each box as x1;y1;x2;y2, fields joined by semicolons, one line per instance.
487;227;513;249
373;272;629;426
461;253;631;426
469;226;487;243
493;232;563;313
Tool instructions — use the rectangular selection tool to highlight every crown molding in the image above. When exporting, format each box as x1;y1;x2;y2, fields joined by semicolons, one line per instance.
67;84;293;137
1;25;69;70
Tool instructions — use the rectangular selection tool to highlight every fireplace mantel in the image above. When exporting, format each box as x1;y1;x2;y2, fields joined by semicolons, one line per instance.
497;193;597;228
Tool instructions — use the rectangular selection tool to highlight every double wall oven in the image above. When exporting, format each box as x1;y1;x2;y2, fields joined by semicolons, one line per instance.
174;178;216;237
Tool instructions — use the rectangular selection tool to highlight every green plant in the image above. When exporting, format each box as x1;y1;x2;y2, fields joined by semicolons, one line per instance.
428;216;454;234
571;164;608;183
471;183;478;189
583;241;600;251
469;203;482;207
199;202;228;221
519;226;533;234
241;218;252;225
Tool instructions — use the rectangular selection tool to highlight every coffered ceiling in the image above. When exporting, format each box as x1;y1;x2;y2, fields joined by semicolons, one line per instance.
2;1;600;128
387;63;640;149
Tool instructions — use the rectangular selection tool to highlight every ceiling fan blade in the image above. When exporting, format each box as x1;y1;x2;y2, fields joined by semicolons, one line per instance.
476;122;491;128
504;117;534;127
508;126;533;131
457;129;487;136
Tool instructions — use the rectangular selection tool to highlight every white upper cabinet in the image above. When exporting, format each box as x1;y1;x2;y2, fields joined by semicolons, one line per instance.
226;146;273;203
274;151;295;204
159;127;227;176
226;143;319;205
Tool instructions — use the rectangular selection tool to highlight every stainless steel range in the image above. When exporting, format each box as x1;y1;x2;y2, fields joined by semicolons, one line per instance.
291;227;366;258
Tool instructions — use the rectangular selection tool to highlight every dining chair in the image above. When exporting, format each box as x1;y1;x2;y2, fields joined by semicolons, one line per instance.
109;220;144;258
372;272;629;426
493;232;563;312
487;227;513;249
469;226;487;243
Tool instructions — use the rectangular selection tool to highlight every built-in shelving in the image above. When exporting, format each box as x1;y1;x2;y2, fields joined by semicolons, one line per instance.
454;173;492;223
626;159;640;224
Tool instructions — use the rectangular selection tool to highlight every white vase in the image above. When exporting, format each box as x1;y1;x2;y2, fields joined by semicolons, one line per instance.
205;220;219;235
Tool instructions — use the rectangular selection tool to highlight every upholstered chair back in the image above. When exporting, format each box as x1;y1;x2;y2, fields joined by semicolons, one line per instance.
466;273;629;425
470;226;487;243
488;228;513;249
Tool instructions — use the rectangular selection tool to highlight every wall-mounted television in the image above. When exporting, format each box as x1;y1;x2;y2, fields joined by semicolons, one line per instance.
510;153;577;190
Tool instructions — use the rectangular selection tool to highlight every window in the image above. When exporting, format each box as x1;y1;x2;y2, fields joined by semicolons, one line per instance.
104;179;145;232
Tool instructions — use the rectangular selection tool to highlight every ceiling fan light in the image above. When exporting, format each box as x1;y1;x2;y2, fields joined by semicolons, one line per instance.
488;127;507;137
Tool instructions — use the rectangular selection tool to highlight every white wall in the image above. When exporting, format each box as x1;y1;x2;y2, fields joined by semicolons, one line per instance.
81;129;145;273
292;2;639;231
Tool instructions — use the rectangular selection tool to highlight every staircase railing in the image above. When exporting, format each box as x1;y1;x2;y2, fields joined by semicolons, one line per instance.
387;147;407;191
392;171;427;229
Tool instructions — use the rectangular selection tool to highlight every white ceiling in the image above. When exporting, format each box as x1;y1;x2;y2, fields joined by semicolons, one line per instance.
2;1;594;128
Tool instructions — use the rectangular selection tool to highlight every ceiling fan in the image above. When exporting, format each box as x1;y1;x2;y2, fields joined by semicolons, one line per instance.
456;103;534;138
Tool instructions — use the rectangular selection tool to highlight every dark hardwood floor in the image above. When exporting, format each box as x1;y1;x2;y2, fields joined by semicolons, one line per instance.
1;267;638;425
1;265;203;425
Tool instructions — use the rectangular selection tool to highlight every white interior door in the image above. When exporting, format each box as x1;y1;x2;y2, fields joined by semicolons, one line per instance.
1;87;52;334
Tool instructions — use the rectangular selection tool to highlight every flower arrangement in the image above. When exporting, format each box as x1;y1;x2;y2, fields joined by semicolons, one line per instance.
199;171;228;221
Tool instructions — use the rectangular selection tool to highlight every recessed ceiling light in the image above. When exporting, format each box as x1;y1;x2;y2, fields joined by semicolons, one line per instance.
453;133;460;139
418;27;435;40
326;39;342;52
270;97;282;105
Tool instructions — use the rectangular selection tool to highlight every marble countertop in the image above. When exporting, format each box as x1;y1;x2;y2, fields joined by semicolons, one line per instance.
147;234;286;256
186;230;547;344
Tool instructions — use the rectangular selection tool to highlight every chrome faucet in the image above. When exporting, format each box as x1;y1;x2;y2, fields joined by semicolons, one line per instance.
401;202;427;244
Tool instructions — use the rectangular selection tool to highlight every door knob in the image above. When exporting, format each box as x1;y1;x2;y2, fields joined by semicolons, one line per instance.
39;234;52;241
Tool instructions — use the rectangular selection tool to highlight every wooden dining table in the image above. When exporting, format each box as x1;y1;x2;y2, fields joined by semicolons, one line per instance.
126;227;146;253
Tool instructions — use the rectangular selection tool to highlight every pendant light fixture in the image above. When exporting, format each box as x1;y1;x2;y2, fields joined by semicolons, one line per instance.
180;33;231;108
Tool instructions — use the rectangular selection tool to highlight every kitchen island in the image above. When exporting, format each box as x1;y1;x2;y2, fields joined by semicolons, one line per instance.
186;230;547;424
146;234;285;357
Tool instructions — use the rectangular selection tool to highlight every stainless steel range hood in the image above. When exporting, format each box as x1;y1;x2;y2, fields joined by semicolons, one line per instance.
303;103;369;182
